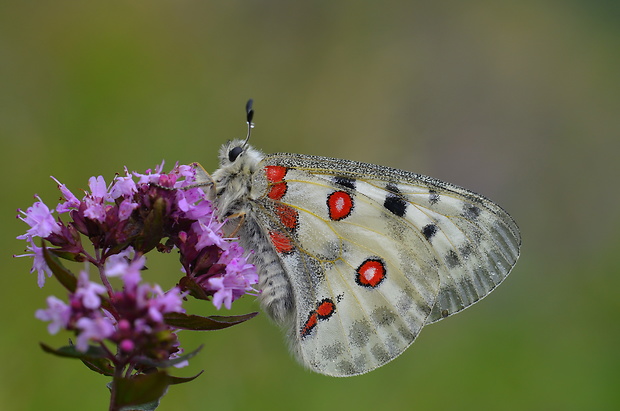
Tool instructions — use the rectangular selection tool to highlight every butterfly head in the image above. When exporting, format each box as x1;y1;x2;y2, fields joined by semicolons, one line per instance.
209;139;265;218
215;99;262;173
217;139;264;172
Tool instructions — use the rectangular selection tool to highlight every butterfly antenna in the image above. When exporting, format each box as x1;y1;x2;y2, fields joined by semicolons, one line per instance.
242;99;254;148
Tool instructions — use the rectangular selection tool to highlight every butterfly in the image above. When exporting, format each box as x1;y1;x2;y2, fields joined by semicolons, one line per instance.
193;100;521;377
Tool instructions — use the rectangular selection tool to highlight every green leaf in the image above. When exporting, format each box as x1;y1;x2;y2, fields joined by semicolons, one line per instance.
163;311;258;331
48;249;81;262
177;276;211;301
112;371;169;409
133;345;203;369
40;342;108;359
40;342;114;376
81;356;115;376
110;371;204;409
167;371;203;385
41;241;77;292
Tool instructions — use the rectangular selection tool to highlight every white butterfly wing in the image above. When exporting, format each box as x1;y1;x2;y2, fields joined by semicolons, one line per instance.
253;167;440;375
250;153;520;376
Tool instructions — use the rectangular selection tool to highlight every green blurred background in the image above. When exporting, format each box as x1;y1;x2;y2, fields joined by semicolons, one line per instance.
2;1;619;410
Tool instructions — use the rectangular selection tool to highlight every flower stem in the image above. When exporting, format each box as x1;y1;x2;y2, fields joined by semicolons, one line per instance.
109;365;124;411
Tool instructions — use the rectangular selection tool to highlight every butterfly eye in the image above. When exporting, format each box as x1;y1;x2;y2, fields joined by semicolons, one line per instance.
228;146;244;162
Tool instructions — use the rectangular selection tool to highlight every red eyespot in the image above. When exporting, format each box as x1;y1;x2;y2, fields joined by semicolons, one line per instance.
327;191;353;221
356;259;386;288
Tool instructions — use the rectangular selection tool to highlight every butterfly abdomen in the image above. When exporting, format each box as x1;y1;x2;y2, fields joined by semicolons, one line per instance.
236;216;297;327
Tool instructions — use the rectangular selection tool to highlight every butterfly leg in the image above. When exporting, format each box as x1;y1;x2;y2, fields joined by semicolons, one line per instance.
187;162;215;188
224;212;246;237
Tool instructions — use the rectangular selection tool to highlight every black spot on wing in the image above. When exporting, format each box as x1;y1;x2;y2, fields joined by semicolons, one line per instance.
445;250;460;268
429;189;440;205
334;176;356;190
459;244;473;259
422;224;438;241
370;306;397;326
349;320;372;347
463;203;481;220
384;184;408;217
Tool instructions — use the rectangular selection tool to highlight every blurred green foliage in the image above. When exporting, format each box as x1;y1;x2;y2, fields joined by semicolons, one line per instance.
2;1;619;410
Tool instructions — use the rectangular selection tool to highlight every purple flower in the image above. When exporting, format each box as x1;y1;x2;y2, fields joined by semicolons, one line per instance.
89;176;109;199
174;164;195;186
75;271;107;309
133;161;165;184
208;259;259;310
81;176;110;223
178;190;213;220
14;239;53;287
120;339;135;353
103;248;134;275
51;177;81;213
109;170;137;199
75;316;115;352
150;286;185;317
131;282;185;323
16;197;61;240
217;242;245;265
19;161;259;378
105;250;144;289
175;188;201;212
118;198;139;221
169;341;189;368
132;318;152;334
35;296;71;334
83;201;107;223
192;219;228;250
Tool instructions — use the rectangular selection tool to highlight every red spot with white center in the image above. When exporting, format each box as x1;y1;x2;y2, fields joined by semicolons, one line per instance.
269;230;294;253
356;258;386;288
275;204;298;230
301;298;336;338
327;191;353;221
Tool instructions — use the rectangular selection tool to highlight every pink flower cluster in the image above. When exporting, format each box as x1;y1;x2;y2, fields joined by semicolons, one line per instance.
36;253;186;366
16;163;258;361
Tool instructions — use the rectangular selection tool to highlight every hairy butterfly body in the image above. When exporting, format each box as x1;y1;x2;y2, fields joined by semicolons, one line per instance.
195;104;521;377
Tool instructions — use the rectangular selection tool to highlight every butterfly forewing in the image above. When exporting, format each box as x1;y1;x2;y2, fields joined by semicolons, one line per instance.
253;165;442;375
262;153;520;324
